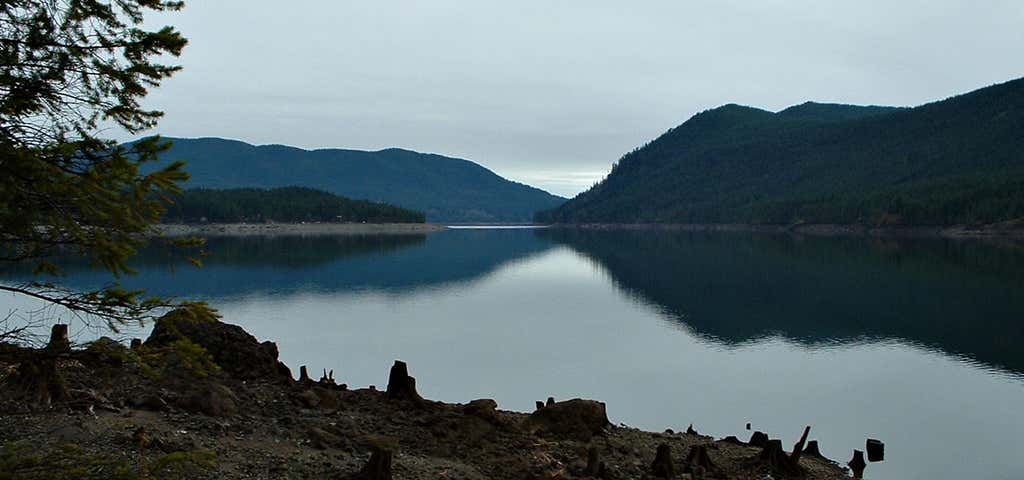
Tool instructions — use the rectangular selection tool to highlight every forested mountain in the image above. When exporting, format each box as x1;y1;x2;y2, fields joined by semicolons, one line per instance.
537;77;1024;225
143;137;564;223
163;187;425;224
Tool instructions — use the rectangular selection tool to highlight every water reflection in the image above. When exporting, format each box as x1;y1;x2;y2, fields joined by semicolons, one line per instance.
539;229;1024;375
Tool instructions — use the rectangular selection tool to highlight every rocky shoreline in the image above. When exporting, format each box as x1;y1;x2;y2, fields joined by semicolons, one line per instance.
0;311;857;479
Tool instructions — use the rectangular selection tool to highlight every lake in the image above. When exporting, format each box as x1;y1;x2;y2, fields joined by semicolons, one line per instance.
2;227;1023;480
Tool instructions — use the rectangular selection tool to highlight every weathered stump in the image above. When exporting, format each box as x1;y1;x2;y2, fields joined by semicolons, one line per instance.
848;450;866;478
351;446;393;480
684;444;717;474
5;356;68;408
686;423;698;435
804;440;823;458
749;431;769;448
546;396;555;407
535;400;545;411
650;443;675;478
585;445;605;477
756;439;803;477
866;438;884;462
299;365;312;384
385;360;422;402
47;324;71;353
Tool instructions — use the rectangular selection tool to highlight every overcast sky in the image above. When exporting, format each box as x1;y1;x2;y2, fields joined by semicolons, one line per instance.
135;0;1024;197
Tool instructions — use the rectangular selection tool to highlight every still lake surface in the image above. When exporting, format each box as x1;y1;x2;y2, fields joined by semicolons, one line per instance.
3;227;1024;480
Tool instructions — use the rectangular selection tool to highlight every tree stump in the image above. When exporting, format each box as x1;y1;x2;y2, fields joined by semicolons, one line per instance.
535;400;545;411
756;439;803;477
684;445;717;474
385;360;422;402
546;396;555;407
848;450;866;478
585;445;605;477
351;446;393;480
650;443;675;478
4;356;68;409
686;423;698;435
47;324;71;353
299;365;312;384
749;431;769;448
804;440;823;458
866;439;884;462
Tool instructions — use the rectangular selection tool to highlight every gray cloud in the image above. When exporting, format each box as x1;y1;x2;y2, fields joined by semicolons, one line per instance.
134;0;1024;196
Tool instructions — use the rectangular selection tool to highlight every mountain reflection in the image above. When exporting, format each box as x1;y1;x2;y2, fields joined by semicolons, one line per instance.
0;230;555;298
539;228;1024;374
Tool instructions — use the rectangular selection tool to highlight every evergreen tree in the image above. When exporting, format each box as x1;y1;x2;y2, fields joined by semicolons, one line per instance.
0;0;208;337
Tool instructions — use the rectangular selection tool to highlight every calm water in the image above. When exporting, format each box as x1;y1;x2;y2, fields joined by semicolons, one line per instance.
3;228;1024;480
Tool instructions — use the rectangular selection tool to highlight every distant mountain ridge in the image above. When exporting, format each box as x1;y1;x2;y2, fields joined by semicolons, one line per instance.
144;137;565;223
538;77;1024;225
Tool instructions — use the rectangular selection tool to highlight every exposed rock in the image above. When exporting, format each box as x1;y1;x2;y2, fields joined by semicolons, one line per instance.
463;398;500;424
650;443;674;478
176;382;238;417
385;360;422;402
146;309;291;382
130;393;168;411
718;436;744;445
686;424;698;435
528;398;610;441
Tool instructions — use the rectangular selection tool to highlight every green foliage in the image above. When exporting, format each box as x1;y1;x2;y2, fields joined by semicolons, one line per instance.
142;137;566;222
538;78;1024;226
163;187;426;224
0;1;212;331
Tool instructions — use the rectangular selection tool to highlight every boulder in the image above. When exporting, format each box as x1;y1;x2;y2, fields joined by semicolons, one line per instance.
528;398;609;441
176;382;238;417
146;309;291;382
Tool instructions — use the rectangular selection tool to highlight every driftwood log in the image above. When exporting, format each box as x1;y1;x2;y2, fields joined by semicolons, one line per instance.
385;360;422;402
790;425;811;465
650;443;675;478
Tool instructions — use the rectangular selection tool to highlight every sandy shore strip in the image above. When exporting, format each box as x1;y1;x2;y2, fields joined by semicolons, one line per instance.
156;222;448;237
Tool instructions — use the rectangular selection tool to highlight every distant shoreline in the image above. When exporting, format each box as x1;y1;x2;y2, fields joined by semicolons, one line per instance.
548;222;1024;239
156;222;447;236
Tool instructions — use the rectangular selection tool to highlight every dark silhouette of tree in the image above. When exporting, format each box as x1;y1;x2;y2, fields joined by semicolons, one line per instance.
0;0;208;335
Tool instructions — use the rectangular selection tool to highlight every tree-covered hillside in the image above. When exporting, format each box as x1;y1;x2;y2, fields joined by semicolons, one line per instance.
143;138;564;223
537;77;1024;225
163;187;425;224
